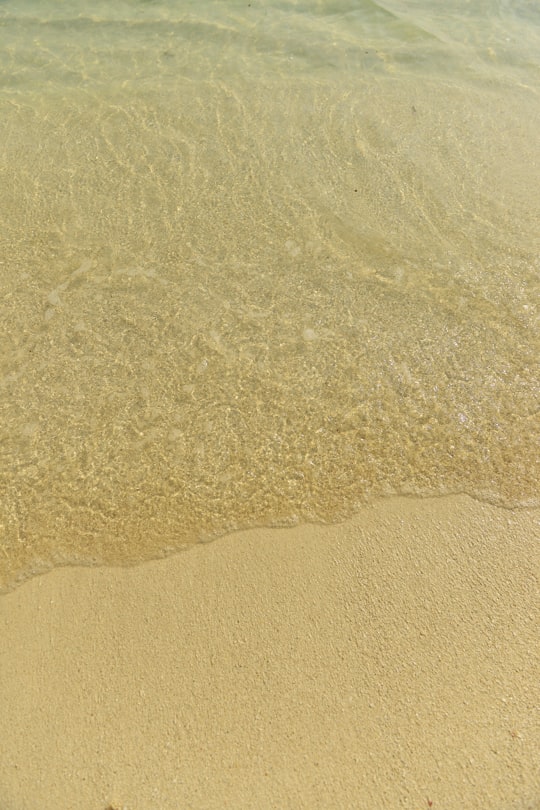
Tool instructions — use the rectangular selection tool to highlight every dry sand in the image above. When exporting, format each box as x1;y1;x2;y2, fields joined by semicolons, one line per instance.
0;495;539;810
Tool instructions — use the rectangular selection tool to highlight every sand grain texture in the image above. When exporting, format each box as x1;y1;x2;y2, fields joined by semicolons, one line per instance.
0;495;539;809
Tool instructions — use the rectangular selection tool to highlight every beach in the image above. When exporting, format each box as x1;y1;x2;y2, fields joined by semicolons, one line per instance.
1;2;539;807
1;494;538;809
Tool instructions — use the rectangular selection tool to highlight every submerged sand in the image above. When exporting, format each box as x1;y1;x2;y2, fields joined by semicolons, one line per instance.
0;495;539;810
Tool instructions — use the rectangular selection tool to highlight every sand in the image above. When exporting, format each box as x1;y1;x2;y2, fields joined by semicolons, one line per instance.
0;494;539;810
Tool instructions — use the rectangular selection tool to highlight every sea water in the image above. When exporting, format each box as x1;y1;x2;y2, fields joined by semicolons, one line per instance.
1;0;539;591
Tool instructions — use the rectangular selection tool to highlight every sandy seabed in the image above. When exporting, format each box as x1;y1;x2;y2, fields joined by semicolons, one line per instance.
0;495;539;810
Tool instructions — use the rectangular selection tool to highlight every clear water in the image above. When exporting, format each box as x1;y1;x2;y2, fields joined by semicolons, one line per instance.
1;0;539;591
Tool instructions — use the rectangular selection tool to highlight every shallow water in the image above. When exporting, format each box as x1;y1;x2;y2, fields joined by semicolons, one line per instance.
1;0;539;591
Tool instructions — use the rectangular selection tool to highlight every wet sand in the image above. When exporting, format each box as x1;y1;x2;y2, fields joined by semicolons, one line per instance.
0;495;539;810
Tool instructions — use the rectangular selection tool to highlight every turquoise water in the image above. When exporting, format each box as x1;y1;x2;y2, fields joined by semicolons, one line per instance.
1;0;539;591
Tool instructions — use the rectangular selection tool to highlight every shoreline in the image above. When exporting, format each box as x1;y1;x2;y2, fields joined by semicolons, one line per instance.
1;494;539;809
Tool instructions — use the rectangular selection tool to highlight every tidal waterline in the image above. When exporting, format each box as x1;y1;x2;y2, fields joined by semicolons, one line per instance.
1;1;539;591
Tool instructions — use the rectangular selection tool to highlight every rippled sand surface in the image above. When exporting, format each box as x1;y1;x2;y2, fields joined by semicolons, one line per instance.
1;0;539;590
